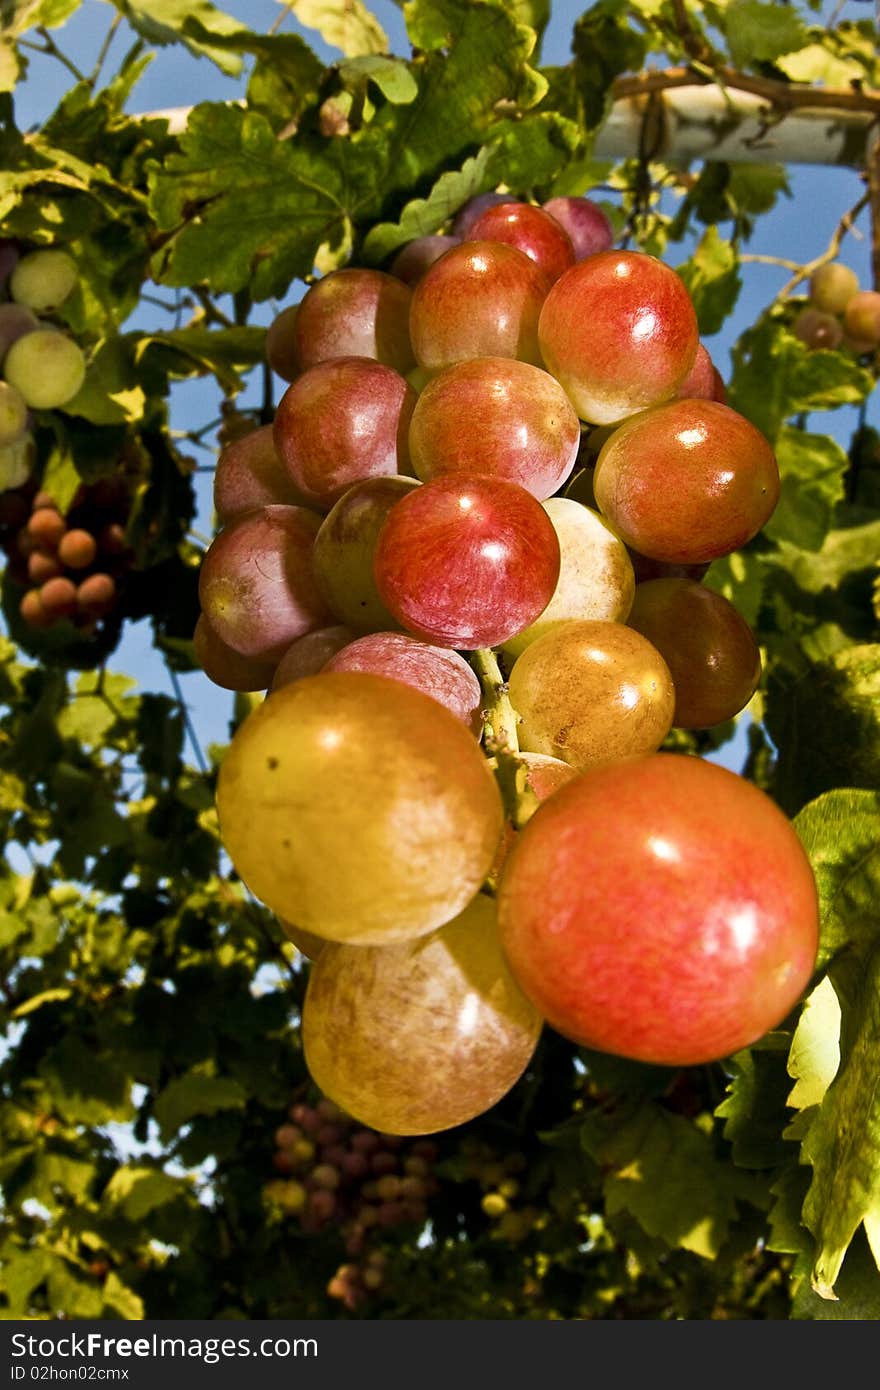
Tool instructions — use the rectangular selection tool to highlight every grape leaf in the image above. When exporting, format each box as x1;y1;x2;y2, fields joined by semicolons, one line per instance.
0;38;21;91
338;54;419;104
153;1066;247;1138
769;652;880;817
103;1165;187;1220
580;1100;762;1258
723;0;808;70
794;789;880;971
787;975;842;1112
286;0;389;56
729;314;873;442
676;226;741;336
763;427;848;552
799;943;880;1299
111;0;249;74
362;147;491;261
485;109;582;192
715;1040;794;1169
792;1230;880;1319
148;103;389;298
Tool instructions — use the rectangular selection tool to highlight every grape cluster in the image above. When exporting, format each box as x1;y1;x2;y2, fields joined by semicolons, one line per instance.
0;238;88;491
1;477;131;634
793;260;880;356
263;1096;439;1310
202;189;820;1137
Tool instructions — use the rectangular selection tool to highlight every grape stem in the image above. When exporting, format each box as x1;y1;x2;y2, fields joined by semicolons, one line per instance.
471;648;542;836
471;647;519;758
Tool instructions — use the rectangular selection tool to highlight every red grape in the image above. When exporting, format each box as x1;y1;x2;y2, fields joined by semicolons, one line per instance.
541;196;614;260
293;267;415;375
409;241;550;370
497;753;820;1065
592;398;780;564
373;473;561;649
538;250;699;424
466;202;576;283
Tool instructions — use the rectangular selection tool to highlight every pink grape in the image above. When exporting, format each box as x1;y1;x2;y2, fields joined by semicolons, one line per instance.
214;424;312;522
408;357;580;500
324;632;483;734
270;625;355;692
312;475;420;634
193;613;277;692
592;398;780;564
541;196;614;260
451;192;513;239
273;356;417;509
293;267;416;375
390;235;461;285
198;504;331;661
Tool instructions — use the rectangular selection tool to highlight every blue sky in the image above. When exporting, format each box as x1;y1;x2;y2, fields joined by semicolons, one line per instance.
7;0;877;764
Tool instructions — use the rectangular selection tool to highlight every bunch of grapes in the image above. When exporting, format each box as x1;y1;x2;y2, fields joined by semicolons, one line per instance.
263;1096;439;1310
1;476;132;635
199;189;821;1141
0;239;88;492
792;260;880;357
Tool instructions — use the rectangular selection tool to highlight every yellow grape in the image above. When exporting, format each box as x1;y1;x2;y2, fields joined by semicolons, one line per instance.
302;892;543;1135
216;671;503;944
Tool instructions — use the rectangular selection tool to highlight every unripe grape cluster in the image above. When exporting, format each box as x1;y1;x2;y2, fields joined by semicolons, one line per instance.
263;1095;439;1310
1;476;132;635
0;238;88;494
203;189;820;1137
793;260;880;357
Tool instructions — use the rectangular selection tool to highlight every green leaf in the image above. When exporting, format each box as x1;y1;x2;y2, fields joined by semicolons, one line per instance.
245;32;325;132
723;0;808;69
288;0;388;56
777;43;870;88
792;1230;880;1319
571;0;647;129
136;325;266;395
362;147;492;262
729;314;873;441
338;54;418;104
580;1101;761;1258
715;1040;794;1169
101;1271;145;1320
148;104;388;298
485;110;582;192
63;338;147;426
771;652;880;817
0;38;22;92
795;789;880;972
153;1066;247;1138
676;226;741;336
39;1035;135;1125
104;1165;187;1221
800;943;880;1299
787;975;842;1113
113;0;248;74
763;427;848;552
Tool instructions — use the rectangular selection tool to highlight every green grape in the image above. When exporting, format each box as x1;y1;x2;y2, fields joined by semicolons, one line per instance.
302;892;543;1135
501;497;635;661
9;248;78;313
0;431;34;490
0;381;28;447
216;671;504;943
4;329;86;409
